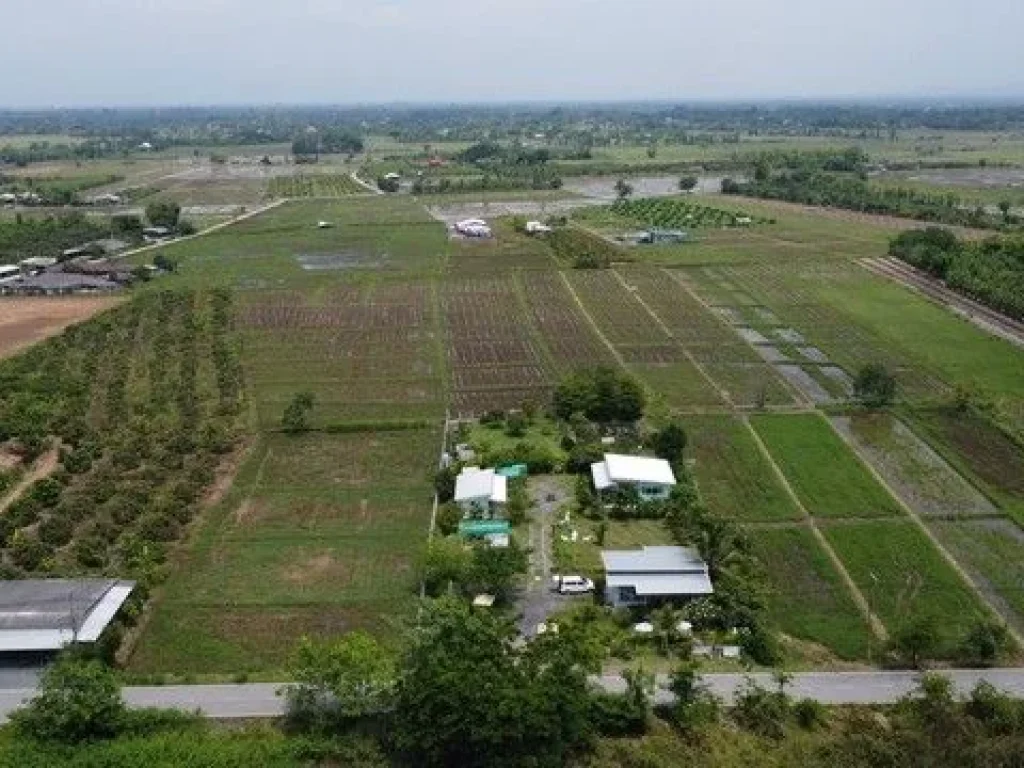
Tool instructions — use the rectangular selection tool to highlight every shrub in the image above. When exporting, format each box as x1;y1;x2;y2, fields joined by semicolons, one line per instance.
589;692;648;737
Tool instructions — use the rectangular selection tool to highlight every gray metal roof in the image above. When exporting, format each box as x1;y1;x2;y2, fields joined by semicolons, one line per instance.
0;579;135;651
606;571;714;597
602;545;707;574
15;273;119;291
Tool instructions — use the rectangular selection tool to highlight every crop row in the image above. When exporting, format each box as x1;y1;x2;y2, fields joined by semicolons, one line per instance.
266;174;368;198
610;196;768;229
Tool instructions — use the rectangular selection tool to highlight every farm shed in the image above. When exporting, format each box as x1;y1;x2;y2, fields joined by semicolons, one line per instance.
591;454;676;501
454;467;507;517
5;272;121;295
0;579;135;652
601;546;712;608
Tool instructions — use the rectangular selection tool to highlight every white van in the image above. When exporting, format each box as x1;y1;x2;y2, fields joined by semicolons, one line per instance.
556;575;595;595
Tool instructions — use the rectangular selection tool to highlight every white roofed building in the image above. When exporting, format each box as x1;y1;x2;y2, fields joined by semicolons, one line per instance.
601;546;712;608
591;453;676;501
454;467;507;517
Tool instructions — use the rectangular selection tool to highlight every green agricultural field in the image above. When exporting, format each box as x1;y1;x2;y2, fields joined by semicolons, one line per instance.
130;427;439;676
751;414;903;519
752;525;873;660
266;174;368;198
930;519;1024;634
686;416;801;522
907;407;1024;525
821;519;990;651
832;412;996;518
137;197;449;286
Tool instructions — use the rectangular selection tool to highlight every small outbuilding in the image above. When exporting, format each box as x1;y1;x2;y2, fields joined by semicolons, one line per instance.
601;546;712;608
591;453;676;501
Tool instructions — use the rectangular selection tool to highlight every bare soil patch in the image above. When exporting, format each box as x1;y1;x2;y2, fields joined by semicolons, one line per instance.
0;296;120;360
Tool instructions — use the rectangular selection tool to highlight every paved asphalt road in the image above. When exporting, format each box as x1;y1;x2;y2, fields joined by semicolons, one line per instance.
3;670;1024;722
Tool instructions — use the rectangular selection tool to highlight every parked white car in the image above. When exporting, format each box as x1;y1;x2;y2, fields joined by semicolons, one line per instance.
555;575;595;595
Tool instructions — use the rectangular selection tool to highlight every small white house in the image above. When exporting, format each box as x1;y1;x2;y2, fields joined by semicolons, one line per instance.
455;219;493;238
525;220;552;235
590;454;676;501
454;467;507;517
601;546;713;608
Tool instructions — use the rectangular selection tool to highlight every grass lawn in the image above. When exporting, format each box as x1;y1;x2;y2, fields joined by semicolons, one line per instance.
465;417;568;468
751;413;903;519
821;519;990;652
129;428;439;677
751;525;873;660
685;415;802;522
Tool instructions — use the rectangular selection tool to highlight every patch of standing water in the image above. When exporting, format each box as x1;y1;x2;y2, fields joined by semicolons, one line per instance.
797;346;829;363
736;327;772;345
777;365;833;404
775;328;805;344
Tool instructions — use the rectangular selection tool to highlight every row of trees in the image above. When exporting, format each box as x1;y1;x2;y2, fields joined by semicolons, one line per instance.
724;169;1020;231
889;227;1024;322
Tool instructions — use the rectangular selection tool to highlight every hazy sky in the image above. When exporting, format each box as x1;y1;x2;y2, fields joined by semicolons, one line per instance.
3;0;1022;107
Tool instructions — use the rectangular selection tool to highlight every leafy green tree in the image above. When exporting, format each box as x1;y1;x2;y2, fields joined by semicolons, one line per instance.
284;631;395;727
959;619;1012;666
854;363;897;408
418;537;472;596
614;179;634;200
11;657;125;743
392;598;592;768
470;540;528;602
650;422;688;466
144;201;181;229
434;502;462;537
998;200;1011;222
890;614;940;668
377;176;400;193
552;367;645;423
678;176;699;192
281;391;315;433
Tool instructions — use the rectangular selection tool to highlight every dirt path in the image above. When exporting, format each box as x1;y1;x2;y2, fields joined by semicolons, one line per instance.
860;257;1024;350
0;448;59;517
826;417;1024;650
742;416;888;642
611;268;736;408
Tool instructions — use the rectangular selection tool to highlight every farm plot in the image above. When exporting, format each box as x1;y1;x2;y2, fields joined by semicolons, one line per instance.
448;219;558;274
908;407;1024;525
821;519;990;651
685;416;801;522
518;271;617;371
239;281;446;426
605;196;770;229
832;412;996;518
751;414;904;519
683;263;950;403
131;427;439;676
930;519;1024;634
442;276;556;416
266;174;368;198
752;525;873;660
140;198;448;286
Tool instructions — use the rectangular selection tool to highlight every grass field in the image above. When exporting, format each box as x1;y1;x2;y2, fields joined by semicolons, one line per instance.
685;416;801;522
130;427;439;676
752;525;873;660
751;414;904;519
821;519;990;651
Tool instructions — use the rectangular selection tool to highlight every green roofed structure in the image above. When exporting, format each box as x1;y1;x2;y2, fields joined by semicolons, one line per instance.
458;519;512;537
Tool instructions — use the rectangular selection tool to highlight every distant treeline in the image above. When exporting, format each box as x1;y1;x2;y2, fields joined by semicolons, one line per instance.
722;147;1021;231
3;103;1024;150
890;228;1024;322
